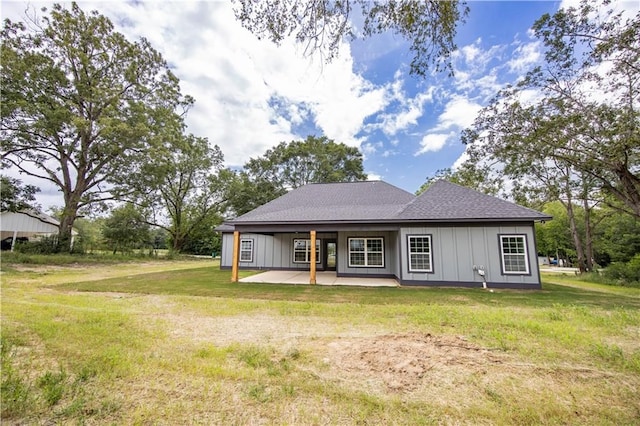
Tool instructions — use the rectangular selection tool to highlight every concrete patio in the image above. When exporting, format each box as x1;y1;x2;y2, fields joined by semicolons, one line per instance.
239;270;399;287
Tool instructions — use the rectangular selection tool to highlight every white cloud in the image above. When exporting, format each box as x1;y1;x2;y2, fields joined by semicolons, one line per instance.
378;87;435;136
433;96;482;132
415;132;455;155
366;172;383;181
507;41;541;74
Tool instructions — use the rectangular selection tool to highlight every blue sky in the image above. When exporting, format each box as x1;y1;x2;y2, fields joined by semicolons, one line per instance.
2;1;638;209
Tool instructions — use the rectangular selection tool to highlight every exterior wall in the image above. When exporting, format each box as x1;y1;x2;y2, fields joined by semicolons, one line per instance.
399;224;541;288
220;232;337;270
337;230;398;278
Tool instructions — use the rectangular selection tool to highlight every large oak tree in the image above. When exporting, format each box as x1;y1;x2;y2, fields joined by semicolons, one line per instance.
1;3;190;251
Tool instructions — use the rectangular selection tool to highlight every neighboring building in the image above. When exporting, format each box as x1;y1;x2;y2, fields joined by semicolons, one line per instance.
218;180;552;289
0;210;77;251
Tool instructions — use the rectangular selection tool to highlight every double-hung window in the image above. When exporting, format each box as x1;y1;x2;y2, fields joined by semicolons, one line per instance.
499;235;529;274
348;237;384;267
293;239;320;263
240;239;253;262
408;235;433;272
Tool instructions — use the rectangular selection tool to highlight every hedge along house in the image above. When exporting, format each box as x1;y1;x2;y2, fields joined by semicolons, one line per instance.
218;180;552;289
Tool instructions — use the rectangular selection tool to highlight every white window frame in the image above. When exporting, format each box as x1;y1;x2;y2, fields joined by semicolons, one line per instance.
348;237;384;268
408;235;433;273
292;239;321;264
240;239;254;263
499;234;530;274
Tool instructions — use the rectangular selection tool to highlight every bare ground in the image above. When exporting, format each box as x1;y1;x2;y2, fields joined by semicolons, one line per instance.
143;296;624;400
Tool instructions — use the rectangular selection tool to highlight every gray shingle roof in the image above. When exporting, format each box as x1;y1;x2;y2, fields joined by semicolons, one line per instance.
228;180;551;226
397;180;551;221
232;181;415;223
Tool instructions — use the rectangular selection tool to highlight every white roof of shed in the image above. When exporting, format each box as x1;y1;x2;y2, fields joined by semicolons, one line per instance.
0;210;78;239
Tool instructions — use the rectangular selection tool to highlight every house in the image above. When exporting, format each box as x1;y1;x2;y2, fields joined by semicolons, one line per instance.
0;210;77;251
218;180;552;289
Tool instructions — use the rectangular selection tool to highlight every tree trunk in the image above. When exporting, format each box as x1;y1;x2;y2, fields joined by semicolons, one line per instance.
58;190;81;253
58;208;77;253
583;197;594;272
564;180;587;273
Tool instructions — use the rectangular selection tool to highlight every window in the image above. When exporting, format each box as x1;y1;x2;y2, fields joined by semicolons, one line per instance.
348;237;384;268
293;239;320;263
408;235;433;272
500;235;529;274
240;239;253;262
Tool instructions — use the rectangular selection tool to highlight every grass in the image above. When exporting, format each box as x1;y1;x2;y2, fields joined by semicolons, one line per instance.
2;259;640;424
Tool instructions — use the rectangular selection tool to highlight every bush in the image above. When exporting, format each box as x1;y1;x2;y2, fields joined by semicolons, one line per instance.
14;235;59;254
603;254;640;287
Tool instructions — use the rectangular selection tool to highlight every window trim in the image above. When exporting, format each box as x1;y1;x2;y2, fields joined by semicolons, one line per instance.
407;235;434;273
240;238;254;263
292;238;321;264
347;237;385;268
498;234;531;275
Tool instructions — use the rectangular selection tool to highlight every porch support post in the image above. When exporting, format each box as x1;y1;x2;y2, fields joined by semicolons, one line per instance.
309;230;317;285
10;230;17;252
231;231;240;283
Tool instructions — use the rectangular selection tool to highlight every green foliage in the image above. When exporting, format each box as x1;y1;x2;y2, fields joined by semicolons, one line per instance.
416;166;501;196
37;370;67;407
180;215;222;256
1;2;191;252
102;204;150;254
0;175;40;212
595;209;640;263
603;254;640;287
227;135;367;216
233;0;468;77
14;235;59;255
462;0;640;218
129;134;225;253
535;201;576;265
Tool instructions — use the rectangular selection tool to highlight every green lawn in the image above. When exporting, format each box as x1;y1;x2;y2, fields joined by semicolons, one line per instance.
2;259;639;424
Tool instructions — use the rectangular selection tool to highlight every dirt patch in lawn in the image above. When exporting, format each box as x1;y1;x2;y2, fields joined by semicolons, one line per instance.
323;333;505;393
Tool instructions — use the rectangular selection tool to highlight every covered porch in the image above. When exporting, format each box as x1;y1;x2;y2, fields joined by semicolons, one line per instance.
239;270;399;287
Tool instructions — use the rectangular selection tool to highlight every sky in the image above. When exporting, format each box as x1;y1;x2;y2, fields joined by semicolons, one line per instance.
1;0;638;210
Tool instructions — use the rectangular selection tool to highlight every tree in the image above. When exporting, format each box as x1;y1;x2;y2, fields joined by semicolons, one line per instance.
102;203;151;254
226;135;368;216
1;3;189;252
180;212;223;256
218;168;285;217
245;135;367;190
536;201;576;266
233;0;468;77
461;0;640;271
415;165;501;196
0;175;40;211
463;0;639;218
130;134;225;253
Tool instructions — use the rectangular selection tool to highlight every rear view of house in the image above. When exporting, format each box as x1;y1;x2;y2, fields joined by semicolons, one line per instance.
218;180;551;289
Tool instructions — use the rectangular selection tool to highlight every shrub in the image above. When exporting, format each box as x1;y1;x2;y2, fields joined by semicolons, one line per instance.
603;254;640;287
